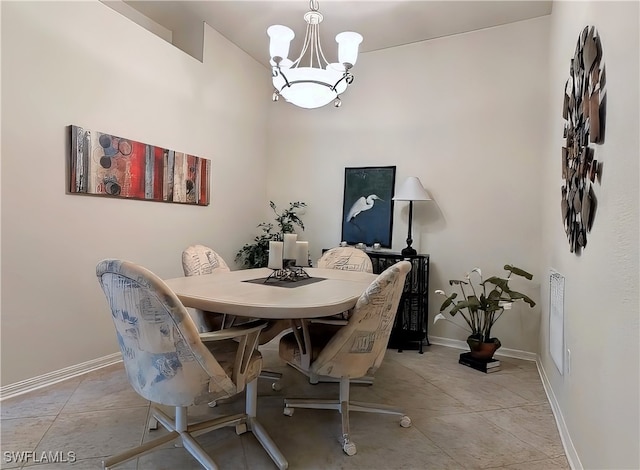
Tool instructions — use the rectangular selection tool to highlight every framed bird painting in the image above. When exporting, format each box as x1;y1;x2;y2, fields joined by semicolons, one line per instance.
341;166;396;248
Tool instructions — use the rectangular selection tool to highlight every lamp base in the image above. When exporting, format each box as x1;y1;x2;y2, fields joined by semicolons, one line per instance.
401;246;417;257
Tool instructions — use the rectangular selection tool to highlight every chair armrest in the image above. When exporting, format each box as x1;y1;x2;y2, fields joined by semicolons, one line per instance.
200;319;267;391
199;319;267;342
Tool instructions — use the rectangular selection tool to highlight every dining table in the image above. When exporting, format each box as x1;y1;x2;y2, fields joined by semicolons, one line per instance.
164;267;378;371
163;267;377;320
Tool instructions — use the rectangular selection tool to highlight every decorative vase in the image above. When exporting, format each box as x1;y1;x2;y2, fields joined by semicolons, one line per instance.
466;336;501;360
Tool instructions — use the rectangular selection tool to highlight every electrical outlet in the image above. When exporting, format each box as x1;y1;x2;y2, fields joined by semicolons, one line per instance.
566;348;571;375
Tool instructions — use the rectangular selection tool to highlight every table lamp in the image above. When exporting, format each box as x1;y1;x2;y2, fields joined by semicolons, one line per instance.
393;176;431;256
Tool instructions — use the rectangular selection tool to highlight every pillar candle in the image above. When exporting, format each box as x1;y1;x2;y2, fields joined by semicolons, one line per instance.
283;233;298;260
268;241;283;269
296;241;309;267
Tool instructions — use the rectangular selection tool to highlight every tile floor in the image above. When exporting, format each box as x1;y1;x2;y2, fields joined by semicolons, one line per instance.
1;344;568;469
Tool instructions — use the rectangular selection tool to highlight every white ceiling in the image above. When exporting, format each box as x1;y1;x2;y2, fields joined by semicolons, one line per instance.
121;1;552;66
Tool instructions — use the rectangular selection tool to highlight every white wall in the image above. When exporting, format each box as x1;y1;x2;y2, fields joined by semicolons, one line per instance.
539;2;640;469
0;1;271;385
266;17;550;354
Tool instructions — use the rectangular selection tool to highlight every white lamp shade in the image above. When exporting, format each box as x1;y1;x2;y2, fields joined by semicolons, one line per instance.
336;32;363;66
393;176;431;201
272;66;347;109
267;25;295;60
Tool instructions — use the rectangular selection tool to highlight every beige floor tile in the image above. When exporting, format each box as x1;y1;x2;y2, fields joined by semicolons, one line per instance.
61;366;147;414
497;455;570;469
352;367;471;418
485;370;549;404
136;443;238;470
1;378;82;420
428;373;532;412
479;404;565;458
32;407;149;464
410;411;549;469
0;345;568;470
0;416;56;469
22;456;136;469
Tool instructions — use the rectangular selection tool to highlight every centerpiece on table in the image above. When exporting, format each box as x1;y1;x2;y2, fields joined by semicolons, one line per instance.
434;264;536;361
235;201;307;269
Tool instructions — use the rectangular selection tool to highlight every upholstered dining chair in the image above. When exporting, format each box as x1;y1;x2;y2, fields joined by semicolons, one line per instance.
96;259;287;470
182;244;231;332
317;246;374;273
306;246;376;386
279;260;412;456
182;244;286;392
316;247;373;323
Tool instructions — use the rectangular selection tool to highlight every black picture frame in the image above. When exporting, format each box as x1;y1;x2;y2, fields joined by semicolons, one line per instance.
341;166;396;248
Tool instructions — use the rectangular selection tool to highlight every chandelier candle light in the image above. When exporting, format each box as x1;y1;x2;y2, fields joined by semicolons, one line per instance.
267;234;310;282
393;177;431;257
267;0;363;109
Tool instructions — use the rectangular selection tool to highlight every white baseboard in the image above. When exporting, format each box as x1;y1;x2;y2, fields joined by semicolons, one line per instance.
428;336;537;361
537;358;582;470
0;352;122;401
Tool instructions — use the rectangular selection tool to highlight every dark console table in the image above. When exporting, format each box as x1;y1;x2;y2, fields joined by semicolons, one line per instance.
366;251;430;353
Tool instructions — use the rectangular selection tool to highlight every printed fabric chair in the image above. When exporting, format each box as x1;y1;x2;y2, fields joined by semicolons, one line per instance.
278;260;412;456
315;246;374;325
316;246;373;273
182;244;286;392
306;246;376;385
316;246;373;323
181;244;232;332
96;259;287;470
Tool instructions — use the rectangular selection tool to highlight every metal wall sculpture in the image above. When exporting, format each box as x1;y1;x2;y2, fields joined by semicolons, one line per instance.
561;26;606;254
69;125;210;205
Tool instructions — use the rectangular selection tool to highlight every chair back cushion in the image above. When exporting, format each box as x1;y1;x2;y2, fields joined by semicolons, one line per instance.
310;261;411;378
96;259;237;406
317;247;373;273
182;245;231;277
181;245;231;332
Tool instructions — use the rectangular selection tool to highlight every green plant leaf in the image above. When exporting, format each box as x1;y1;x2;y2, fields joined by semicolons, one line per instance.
449;279;468;286
505;291;537;307
504;264;534;280
439;292;457;311
487;289;502;300
450;298;473;316
467;295;481;308
483;276;510;291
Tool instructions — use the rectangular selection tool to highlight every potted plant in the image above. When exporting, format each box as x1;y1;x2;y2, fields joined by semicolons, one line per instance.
434;264;536;360
235;201;307;268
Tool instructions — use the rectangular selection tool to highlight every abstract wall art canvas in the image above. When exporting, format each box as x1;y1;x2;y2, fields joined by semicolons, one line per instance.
69;125;210;205
341;166;396;248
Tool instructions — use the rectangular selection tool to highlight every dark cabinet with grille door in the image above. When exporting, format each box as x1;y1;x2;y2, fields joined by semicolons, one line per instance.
366;251;430;353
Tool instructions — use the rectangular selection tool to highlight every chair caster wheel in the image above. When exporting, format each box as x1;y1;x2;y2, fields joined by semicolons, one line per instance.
272;382;282;392
235;423;247;435
283;407;294;417
342;441;357;456
148;417;159;431
207;400;217;408
400;415;412;428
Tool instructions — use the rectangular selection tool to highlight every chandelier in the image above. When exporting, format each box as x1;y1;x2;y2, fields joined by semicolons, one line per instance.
267;0;363;109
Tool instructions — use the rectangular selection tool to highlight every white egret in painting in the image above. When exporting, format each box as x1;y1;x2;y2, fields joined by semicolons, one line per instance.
345;195;383;222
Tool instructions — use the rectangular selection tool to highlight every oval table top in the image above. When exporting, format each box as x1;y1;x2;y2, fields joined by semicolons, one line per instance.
164;267;377;320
